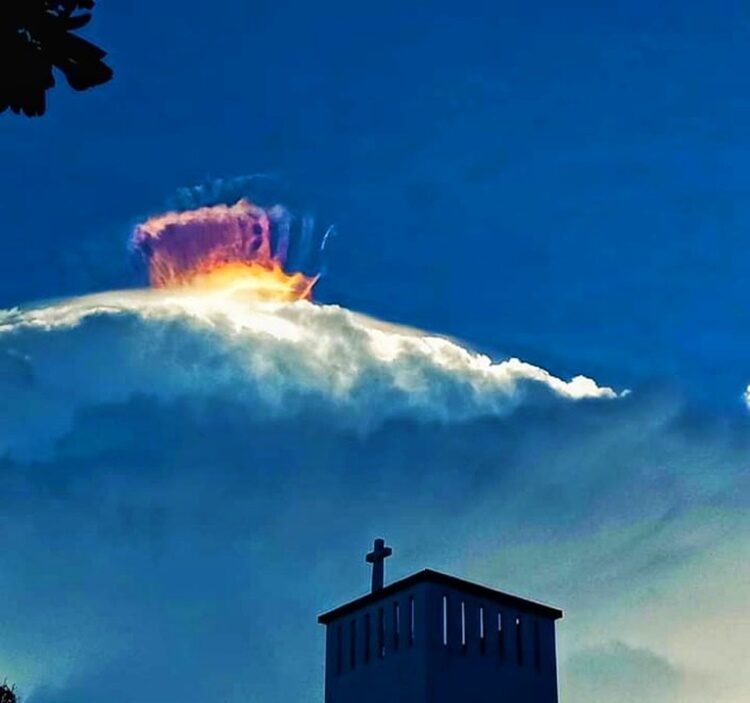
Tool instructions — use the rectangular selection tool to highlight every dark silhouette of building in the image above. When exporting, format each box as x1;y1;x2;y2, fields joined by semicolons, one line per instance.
0;1;112;117
319;539;563;703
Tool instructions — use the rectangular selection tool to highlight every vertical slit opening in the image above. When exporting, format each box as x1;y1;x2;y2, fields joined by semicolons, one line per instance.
479;606;486;654
534;620;541;672
336;623;343;675
364;613;371;663
409;595;415;646
378;607;385;658
498;612;505;660
516;616;524;666
350;619;356;670
461;601;467;649
393;601;400;650
442;595;448;646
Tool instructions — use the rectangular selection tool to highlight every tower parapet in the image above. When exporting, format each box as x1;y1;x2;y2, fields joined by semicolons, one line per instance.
318;542;563;703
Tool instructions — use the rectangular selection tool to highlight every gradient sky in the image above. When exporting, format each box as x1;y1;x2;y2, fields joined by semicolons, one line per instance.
1;2;749;702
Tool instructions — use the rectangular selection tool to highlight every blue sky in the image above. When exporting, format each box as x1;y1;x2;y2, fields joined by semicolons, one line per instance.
1;2;749;702
3;0;750;405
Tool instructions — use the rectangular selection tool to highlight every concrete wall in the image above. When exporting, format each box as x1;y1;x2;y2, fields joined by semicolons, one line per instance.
324;582;430;703
323;581;559;703
422;582;559;703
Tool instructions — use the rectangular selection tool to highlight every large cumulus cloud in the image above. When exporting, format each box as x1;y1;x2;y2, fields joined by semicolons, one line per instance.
0;291;747;703
0;289;615;458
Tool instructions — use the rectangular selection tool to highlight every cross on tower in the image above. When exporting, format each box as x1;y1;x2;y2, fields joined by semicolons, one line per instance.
365;538;393;592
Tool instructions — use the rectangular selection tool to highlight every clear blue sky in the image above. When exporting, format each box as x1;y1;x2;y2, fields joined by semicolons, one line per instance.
3;0;750;406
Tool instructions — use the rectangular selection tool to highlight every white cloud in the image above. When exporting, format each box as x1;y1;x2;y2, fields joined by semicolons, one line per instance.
0;289;616;458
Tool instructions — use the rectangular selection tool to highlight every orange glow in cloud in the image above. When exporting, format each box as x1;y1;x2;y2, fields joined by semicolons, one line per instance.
132;200;318;301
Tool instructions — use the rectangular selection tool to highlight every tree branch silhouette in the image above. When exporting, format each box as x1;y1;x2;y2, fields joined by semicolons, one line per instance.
0;681;17;703
0;1;113;117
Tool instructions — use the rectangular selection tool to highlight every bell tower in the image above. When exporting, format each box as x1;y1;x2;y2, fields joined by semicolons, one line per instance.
318;540;563;703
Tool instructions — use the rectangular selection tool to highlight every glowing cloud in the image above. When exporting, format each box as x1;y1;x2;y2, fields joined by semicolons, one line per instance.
131;200;318;302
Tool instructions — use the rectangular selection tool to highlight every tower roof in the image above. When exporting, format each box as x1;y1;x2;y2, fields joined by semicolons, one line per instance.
318;568;563;624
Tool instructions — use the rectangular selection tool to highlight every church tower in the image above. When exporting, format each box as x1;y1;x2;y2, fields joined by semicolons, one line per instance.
318;539;563;703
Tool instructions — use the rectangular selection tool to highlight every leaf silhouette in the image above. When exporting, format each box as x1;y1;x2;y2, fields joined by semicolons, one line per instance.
0;0;112;117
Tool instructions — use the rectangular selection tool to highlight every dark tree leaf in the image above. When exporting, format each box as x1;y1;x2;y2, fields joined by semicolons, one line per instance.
0;682;17;703
0;0;112;117
63;13;93;30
